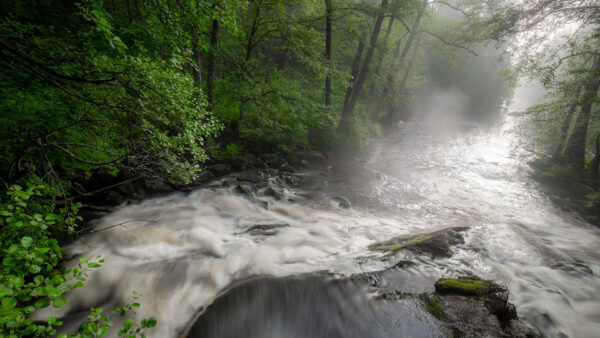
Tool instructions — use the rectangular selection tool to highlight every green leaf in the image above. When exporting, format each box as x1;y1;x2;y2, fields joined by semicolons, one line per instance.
45;214;58;221
124;319;133;330
21;236;33;248
35;297;51;308
34;275;44;285
29;264;42;274
146;317;157;328
0;210;11;216
79;257;89;264
0;287;14;297
2;297;17;309
87;262;101;268
52;296;68;308
3;258;17;266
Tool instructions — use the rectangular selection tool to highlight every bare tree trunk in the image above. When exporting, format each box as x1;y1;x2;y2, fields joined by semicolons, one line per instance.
207;19;219;106
338;0;389;132
325;0;332;106
563;54;600;170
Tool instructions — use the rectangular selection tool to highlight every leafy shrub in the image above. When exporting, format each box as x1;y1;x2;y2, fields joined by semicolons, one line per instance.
0;183;156;337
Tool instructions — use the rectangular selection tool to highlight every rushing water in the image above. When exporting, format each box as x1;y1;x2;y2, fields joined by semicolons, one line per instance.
40;88;600;337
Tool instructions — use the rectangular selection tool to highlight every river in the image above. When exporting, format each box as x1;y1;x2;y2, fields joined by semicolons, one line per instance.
41;87;600;337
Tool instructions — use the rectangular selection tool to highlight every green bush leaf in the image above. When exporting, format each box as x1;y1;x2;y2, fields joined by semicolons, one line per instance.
21;236;33;248
35;297;51;308
2;297;17;309
52;296;68;308
3;257;17;266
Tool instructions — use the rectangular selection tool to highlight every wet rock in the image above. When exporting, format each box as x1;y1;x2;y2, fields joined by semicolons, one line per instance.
282;175;300;187
369;227;467;259
106;190;126;205
183;271;534;338
551;262;593;275
264;186;282;200
232;169;265;183
334;195;351;209
196;169;216;183
258;199;269;210
236;184;252;197
430;276;535;338
143;177;172;191
280;163;296;173
207;163;232;177
222;179;231;187
238;223;290;236
295;150;327;166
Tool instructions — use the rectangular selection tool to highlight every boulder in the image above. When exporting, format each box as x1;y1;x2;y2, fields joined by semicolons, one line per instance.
427;276;536;338
369;227;468;259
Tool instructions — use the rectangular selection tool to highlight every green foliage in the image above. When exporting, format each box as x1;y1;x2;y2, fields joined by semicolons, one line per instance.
59;292;157;338
0;183;101;337
0;184;156;337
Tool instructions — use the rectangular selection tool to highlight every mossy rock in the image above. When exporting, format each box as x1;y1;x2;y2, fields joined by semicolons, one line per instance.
434;277;499;296
369;227;467;259
265;186;281;200
236;184;252;197
420;294;445;319
333;196;351;209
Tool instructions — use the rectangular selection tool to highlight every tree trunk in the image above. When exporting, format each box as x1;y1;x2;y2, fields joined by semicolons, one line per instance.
372;0;429;121
246;5;260;61
552;102;579;162
338;40;364;131
338;0;389;132
325;0;332;106
192;38;202;89
368;17;394;97
207;19;219;106
563;54;600;170
592;133;600;179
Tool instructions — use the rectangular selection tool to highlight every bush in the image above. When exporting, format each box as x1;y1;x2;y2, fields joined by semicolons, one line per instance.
0;183;156;337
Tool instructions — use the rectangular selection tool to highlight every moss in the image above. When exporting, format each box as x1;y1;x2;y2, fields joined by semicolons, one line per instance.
551;263;565;269
434;278;493;296
236;184;251;197
222;179;231;187
421;294;445;319
373;234;434;253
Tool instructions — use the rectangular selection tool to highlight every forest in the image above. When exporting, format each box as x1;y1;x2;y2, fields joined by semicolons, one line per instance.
1;0;599;337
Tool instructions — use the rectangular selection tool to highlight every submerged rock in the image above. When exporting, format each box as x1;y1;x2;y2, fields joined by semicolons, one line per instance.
551;262;593;275
333;195;351;209
238;223;290;236
369;227;468;259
